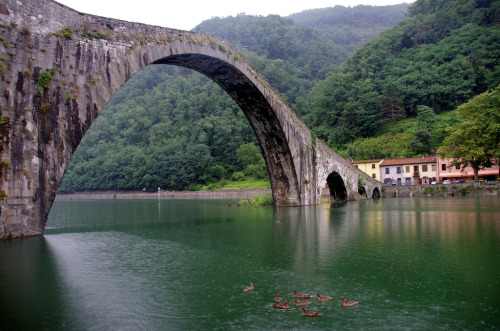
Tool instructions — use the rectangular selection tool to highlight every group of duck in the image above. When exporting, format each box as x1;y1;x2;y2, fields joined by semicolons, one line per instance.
243;283;358;317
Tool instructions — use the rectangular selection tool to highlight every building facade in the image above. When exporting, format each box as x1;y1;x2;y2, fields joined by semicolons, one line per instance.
437;158;499;182
353;156;499;185
380;156;437;186
351;159;383;181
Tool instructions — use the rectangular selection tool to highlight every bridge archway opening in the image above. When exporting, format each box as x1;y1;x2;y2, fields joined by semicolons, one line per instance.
149;55;301;206
358;185;367;198
60;53;301;208
326;172;348;202
372;187;381;199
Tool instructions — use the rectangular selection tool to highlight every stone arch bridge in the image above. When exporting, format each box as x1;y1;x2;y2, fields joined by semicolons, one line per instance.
0;0;381;239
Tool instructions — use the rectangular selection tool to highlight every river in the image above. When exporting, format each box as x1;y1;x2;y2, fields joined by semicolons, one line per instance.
1;196;499;330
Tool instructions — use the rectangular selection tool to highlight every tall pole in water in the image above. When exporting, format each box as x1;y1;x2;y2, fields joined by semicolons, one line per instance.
158;187;160;200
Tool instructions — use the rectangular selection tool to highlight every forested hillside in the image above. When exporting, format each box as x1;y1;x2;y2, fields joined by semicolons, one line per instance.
306;0;500;158
59;0;499;193
192;15;349;114
288;4;411;52
60;67;263;192
193;15;349;80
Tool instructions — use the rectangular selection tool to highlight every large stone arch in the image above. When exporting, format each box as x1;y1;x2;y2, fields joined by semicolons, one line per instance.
0;0;382;239
152;53;300;207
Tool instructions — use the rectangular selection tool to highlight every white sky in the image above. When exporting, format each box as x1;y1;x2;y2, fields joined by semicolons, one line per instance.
55;0;415;31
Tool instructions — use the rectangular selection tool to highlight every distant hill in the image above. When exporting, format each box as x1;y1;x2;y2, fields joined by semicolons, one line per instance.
288;4;411;52
193;5;410;115
193;14;349;81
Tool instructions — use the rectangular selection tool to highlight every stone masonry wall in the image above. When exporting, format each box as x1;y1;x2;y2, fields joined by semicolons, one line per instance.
382;182;500;198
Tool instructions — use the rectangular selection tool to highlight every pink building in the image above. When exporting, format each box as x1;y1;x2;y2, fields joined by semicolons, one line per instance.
437;158;499;182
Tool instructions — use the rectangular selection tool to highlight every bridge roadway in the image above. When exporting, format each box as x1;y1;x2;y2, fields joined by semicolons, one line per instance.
0;0;381;239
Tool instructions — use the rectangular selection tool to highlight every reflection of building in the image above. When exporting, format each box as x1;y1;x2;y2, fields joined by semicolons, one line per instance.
351;159;383;181
437;158;499;182
380;156;437;186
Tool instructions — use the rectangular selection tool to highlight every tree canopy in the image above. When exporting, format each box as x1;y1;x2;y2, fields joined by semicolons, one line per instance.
439;84;500;181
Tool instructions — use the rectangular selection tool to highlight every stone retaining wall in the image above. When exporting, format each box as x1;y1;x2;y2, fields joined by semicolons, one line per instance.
382;182;500;198
56;188;272;201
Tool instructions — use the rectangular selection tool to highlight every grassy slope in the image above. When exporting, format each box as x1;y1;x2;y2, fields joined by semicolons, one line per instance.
335;110;458;160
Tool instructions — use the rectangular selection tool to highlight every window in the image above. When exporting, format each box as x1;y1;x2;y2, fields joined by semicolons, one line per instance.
442;164;447;171
406;166;410;173
385;168;390;175
372;164;376;169
372;174;376;178
397;167;402;174
422;165;428;172
456;165;460;170
432;165;436;171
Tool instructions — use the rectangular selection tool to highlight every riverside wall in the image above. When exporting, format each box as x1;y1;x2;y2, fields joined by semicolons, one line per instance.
55;188;272;201
56;183;499;201
382;182;500;198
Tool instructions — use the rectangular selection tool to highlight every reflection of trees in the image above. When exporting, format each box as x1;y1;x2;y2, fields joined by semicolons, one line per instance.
271;202;365;273
270;196;500;291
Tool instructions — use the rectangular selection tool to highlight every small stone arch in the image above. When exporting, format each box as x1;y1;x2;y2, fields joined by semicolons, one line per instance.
372;187;381;199
358;185;367;198
326;172;348;202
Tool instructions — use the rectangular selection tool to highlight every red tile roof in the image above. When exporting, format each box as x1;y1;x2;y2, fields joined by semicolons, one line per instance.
380;156;436;166
351;159;383;163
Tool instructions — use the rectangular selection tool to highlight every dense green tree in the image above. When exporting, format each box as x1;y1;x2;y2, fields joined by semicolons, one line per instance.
236;143;263;169
236;142;267;178
439;85;500;181
415;105;437;131
409;127;434;155
380;86;406;131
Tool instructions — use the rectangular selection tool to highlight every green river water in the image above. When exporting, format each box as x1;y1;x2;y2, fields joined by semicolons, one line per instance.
1;196;499;330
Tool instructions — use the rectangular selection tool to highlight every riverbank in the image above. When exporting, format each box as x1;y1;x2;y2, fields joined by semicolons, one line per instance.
382;181;500;198
56;182;499;201
55;188;272;200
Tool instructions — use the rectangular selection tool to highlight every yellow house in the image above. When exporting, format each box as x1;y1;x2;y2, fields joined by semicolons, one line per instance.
351;159;383;182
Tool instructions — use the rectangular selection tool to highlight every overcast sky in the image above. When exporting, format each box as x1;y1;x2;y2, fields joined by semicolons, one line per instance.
55;0;414;31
